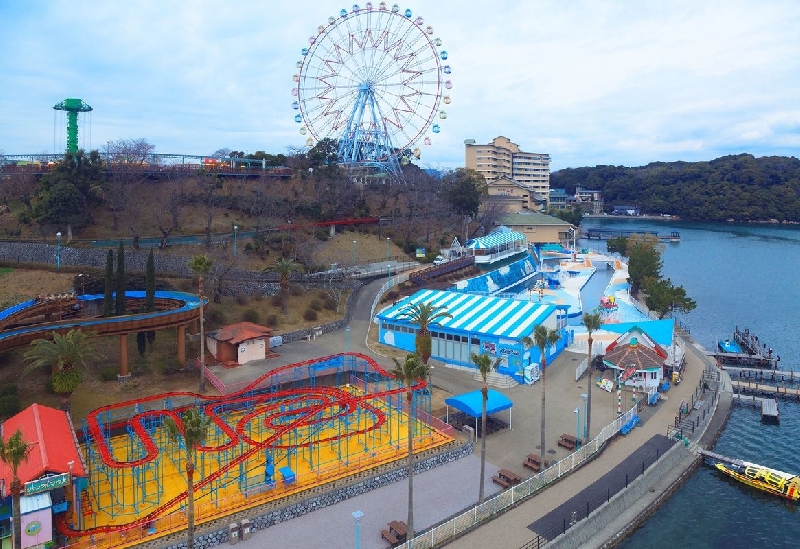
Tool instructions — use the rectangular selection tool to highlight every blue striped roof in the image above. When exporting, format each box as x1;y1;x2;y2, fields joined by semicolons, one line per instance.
466;230;526;250
377;289;556;339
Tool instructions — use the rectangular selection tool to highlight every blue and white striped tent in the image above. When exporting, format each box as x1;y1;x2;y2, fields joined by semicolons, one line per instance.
377;289;564;369
465;229;526;251
379;289;554;339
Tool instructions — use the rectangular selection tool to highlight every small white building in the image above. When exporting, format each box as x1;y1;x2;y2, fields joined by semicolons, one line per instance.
602;326;667;390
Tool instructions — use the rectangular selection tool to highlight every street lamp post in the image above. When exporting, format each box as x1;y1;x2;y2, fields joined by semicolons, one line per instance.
386;237;390;262
351;510;364;549
78;274;85;296
352;240;357;265
574;407;581;450
346;325;351;352
56;232;62;271
581;393;588;440
233;225;239;256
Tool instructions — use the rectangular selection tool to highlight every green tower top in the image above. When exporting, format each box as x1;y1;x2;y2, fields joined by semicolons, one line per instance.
53;98;93;153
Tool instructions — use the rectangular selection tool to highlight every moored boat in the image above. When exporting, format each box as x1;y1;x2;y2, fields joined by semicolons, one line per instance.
717;338;742;354
713;460;800;502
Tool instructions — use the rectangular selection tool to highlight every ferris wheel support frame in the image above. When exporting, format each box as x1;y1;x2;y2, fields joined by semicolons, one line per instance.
337;83;401;176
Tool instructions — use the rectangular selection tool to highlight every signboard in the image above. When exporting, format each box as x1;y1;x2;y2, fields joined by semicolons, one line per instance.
415;247;426;258
620;364;638;383
24;473;69;496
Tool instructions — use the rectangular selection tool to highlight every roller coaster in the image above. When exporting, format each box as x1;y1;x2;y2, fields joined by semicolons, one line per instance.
0;291;203;375
0;154;292;179
58;353;453;548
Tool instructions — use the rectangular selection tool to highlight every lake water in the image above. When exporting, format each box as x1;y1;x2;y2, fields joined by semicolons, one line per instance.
580;218;800;548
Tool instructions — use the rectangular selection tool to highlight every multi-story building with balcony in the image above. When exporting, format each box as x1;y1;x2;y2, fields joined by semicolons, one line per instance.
465;136;551;210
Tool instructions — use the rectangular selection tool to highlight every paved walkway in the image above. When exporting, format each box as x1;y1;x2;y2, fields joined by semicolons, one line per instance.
191;277;719;549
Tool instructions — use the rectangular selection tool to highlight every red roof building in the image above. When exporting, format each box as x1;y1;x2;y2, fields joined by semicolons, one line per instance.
206;322;275;366
0;403;86;495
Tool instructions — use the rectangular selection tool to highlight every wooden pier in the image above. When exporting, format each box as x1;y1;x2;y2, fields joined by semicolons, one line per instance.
710;352;778;368
582;228;680;242
731;379;800;402
699;449;745;467
733;326;777;361
723;366;799;382
731;393;780;423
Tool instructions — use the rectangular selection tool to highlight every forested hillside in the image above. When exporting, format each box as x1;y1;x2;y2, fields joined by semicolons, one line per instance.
551;154;800;222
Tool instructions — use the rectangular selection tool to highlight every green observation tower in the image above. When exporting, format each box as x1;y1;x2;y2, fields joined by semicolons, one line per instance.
53;98;93;153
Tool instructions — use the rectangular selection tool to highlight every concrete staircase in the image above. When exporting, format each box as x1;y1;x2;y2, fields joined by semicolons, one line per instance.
472;369;518;389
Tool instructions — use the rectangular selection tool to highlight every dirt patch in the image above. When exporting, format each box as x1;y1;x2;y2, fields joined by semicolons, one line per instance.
0;268;75;306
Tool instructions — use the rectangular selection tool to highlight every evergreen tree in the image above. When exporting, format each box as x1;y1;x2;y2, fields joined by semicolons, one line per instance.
145;247;155;312
136;332;147;358
102;249;114;317
115;241;126;315
145;247;156;346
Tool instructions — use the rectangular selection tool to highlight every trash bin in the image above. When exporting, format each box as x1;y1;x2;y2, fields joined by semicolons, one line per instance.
228;522;240;544
240;519;252;541
462;425;475;442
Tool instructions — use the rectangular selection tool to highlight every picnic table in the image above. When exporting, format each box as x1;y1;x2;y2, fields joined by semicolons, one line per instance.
523;453;543;472
558;433;577;451
382;520;407;546
493;468;522;488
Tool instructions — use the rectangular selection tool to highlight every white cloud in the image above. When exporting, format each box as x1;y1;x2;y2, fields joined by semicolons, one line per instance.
1;0;799;170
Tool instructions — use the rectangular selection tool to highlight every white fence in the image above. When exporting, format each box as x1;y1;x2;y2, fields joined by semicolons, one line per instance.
401;404;640;548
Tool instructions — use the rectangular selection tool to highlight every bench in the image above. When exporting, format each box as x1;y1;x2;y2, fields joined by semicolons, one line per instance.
620;415;640;435
381;529;399;545
492;475;511;489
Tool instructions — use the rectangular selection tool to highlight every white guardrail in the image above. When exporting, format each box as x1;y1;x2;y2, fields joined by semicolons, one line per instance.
402;404;640;548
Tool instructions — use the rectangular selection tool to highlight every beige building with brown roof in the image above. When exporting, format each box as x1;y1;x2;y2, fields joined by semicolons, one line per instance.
465;136;551;209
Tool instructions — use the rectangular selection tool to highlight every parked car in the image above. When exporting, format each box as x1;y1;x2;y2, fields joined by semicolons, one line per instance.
433;255;446;265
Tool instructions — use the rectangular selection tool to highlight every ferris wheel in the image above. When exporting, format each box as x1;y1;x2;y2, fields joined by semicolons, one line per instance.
292;3;452;174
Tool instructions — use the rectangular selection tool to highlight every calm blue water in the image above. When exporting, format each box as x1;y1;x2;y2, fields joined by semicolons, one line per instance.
581;218;800;548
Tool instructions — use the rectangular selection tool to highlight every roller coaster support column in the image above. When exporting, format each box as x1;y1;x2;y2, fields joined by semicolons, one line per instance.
177;325;186;366
119;334;129;378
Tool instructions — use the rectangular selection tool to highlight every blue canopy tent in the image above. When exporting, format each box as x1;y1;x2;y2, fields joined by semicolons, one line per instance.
444;389;514;440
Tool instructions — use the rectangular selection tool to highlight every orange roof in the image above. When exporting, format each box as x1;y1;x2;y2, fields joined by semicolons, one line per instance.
0;403;86;492
209;322;272;346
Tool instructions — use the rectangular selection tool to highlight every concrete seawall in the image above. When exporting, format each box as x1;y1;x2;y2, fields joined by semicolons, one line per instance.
548;341;734;549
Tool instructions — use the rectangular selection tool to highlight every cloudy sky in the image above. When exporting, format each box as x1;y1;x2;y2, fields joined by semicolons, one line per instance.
1;0;798;171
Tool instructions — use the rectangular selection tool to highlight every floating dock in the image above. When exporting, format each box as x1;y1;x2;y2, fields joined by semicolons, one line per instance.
582;228;680;242
731;393;780;423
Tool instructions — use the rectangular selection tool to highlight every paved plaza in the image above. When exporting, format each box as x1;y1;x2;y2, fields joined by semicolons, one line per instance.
194;276;716;549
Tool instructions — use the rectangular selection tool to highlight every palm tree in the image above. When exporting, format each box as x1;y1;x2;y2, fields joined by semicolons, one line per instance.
0;428;32;549
264;258;304;314
24;329;95;409
399;302;452;390
164;407;212;549
391;353;429;541
583;312;602;440
472;351;502;502
524;325;560;458
188;255;213;393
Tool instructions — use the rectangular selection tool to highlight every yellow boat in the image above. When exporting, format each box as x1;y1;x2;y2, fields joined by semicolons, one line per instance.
714;460;800;502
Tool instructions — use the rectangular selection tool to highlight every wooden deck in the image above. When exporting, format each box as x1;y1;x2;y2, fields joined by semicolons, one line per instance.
732;379;800;400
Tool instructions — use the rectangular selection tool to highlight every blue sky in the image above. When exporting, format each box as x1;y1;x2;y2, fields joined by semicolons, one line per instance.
1;0;799;171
